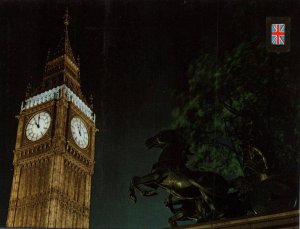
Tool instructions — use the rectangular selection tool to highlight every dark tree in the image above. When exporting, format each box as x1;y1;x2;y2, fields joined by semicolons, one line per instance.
173;40;300;178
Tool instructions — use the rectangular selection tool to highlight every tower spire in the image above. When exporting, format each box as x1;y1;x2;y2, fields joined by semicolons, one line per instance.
47;7;76;64
41;8;82;96
64;7;70;30
64;7;70;43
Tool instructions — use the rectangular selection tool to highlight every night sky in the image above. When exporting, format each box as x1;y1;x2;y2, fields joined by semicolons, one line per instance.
0;1;299;228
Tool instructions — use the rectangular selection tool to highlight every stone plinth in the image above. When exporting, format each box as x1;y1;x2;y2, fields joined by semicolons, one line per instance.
178;210;299;229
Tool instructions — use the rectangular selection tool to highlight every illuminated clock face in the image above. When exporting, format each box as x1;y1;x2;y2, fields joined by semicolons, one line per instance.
71;117;89;148
26;111;51;141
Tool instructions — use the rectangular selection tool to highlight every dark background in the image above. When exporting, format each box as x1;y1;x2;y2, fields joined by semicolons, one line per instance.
0;0;299;228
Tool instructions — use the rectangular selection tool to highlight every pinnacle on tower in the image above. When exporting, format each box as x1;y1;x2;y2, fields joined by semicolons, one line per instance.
90;94;94;109
25;82;31;98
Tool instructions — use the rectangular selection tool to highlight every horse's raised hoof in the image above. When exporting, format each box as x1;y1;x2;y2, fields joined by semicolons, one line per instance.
129;188;137;203
129;193;137;203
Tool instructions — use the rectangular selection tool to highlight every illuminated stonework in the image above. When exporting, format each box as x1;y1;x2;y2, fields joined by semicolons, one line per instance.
7;9;97;229
22;85;96;122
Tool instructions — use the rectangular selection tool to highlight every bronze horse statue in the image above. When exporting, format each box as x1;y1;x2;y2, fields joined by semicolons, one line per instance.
129;129;299;227
129;130;247;226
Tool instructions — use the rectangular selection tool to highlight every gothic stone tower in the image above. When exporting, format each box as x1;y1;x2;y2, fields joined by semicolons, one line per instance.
6;10;97;228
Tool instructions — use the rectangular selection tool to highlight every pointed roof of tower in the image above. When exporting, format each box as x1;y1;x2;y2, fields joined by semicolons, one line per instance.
49;8;77;65
41;8;82;97
27;8;93;112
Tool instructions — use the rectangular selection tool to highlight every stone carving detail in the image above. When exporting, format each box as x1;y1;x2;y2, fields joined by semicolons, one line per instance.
17;141;51;160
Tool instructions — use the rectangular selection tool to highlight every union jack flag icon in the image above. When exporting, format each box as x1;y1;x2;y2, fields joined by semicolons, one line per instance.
271;24;285;45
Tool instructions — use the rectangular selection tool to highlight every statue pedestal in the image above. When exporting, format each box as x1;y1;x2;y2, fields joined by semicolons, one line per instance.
178;209;299;229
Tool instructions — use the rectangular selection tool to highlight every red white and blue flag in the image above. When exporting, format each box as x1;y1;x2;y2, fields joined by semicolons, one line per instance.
271;24;285;45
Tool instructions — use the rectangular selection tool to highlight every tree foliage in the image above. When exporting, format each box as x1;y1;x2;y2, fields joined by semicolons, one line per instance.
173;41;300;179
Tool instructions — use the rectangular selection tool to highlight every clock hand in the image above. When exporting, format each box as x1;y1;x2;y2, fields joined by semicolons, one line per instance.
34;117;39;127
77;125;81;136
36;115;40;128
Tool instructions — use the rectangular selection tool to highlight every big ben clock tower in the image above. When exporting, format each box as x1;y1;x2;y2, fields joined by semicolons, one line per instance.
6;9;97;228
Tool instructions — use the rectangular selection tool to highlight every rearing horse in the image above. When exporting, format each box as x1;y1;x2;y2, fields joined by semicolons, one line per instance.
129;130;231;225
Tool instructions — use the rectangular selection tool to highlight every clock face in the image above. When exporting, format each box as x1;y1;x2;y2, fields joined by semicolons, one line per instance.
26;111;51;141
70;117;89;149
